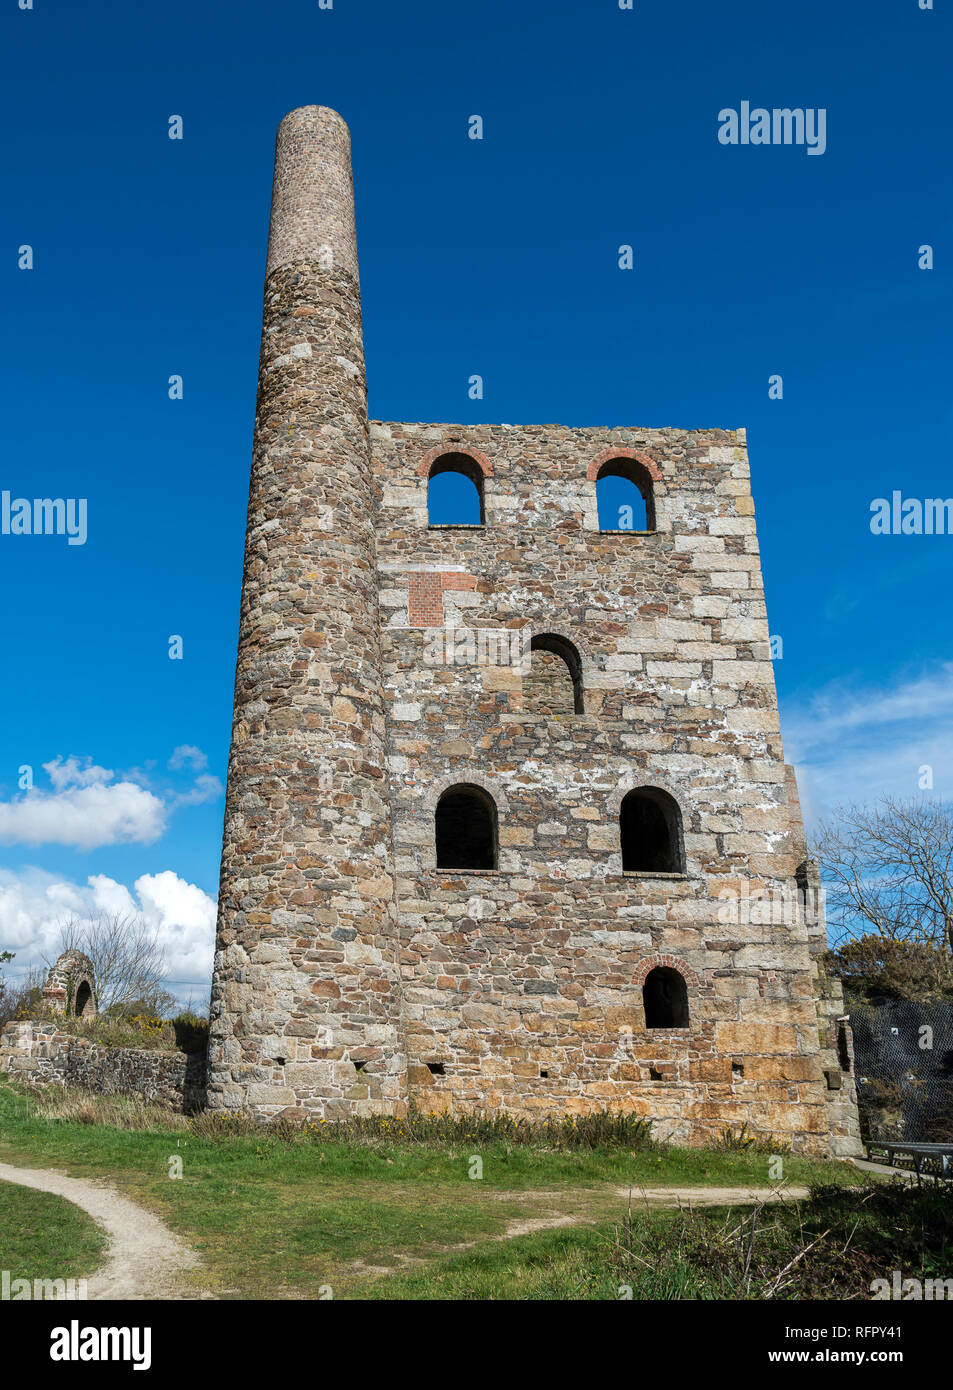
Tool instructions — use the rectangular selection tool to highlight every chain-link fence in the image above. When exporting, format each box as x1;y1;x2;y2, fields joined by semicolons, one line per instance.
849;999;953;1143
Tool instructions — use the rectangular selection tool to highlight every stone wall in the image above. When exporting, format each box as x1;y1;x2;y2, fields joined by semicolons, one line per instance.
0;1021;207;1113
206;106;862;1157
207;104;406;1119
365;420;858;1155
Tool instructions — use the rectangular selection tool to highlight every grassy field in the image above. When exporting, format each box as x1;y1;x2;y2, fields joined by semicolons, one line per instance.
351;1181;953;1300
0;1081;890;1300
0;1182;106;1290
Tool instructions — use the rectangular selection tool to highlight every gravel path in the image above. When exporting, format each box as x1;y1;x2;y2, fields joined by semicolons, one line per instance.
0;1162;202;1300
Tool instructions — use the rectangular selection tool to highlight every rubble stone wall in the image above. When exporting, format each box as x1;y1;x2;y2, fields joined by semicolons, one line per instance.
0;1021;206;1113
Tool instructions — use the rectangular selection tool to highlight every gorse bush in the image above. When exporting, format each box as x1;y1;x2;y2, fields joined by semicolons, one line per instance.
62;1012;176;1050
716;1122;791;1155
16;1008;210;1055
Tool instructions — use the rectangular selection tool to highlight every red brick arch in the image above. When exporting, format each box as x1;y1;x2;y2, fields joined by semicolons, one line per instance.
586;447;661;483
633;955;700;989
418;445;494;478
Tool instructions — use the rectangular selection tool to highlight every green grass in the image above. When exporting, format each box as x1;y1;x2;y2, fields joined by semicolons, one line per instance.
353;1183;953;1301
0;1182;106;1290
0;1082;869;1299
355;1223;622;1300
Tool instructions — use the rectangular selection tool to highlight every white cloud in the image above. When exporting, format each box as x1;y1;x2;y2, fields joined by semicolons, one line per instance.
0;748;223;852
134;871;218;987
43;756;115;791
0;779;167;851
87;874;138;919
0;867;216;1000
781;663;953;826
170;773;224;809
168;746;208;772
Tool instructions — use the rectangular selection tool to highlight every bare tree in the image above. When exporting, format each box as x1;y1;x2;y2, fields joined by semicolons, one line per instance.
0;958;49;1029
812;798;953;952
52;914;175;1016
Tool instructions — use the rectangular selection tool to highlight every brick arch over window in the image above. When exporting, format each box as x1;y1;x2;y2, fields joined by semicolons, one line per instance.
633;955;700;990
585;448;661;484
417;445;494;479
590;449;660;533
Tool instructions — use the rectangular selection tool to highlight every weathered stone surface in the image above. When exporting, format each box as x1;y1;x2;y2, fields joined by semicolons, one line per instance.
0;1022;205;1113
204;105;861;1156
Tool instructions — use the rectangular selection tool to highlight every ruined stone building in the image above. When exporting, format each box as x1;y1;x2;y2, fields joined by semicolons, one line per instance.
207;106;861;1156
41;950;97;1020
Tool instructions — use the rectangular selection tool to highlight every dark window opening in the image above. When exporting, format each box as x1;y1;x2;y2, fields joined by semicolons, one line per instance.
643;967;690;1029
427;1062;446;1076
435;784;498;870
649;1066;663;1081
620;787;683;873
73;981;93;1018
596;459;656;533
732;1061;744;1081
427;453;485;526
523;633;584;716
540;1069;549;1078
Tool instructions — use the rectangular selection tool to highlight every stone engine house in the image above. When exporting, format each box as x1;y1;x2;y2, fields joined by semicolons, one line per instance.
208;106;860;1156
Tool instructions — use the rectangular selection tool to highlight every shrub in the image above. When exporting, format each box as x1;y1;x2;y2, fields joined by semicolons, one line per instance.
171;1012;209;1055
188;1105;655;1151
826;936;953;1005
716;1122;791;1155
28;1009;205;1055
609;1180;953;1299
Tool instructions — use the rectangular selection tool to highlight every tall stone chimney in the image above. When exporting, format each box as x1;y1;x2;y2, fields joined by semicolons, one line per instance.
207;107;405;1119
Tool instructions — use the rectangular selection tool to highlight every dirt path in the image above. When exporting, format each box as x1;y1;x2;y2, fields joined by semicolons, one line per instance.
617;1184;810;1206
0;1162;202;1300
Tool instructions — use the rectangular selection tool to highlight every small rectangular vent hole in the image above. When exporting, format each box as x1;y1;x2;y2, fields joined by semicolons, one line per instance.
427;1062;445;1076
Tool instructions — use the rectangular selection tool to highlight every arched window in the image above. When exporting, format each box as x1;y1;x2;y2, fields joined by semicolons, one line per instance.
435;784;498;869
596;458;656;533
620;787;683;873
427;452;485;526
642;967;689;1028
522;634;584;716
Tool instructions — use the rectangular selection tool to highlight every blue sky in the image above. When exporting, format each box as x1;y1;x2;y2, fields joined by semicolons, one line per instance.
0;0;950;997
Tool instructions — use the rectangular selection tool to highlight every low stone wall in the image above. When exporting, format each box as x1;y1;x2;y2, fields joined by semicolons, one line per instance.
0;1021;207;1113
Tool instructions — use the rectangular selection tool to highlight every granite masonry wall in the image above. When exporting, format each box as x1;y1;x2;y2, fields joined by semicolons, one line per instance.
0;1022;207;1114
371;421;857;1154
206;104;861;1156
207;106;406;1120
